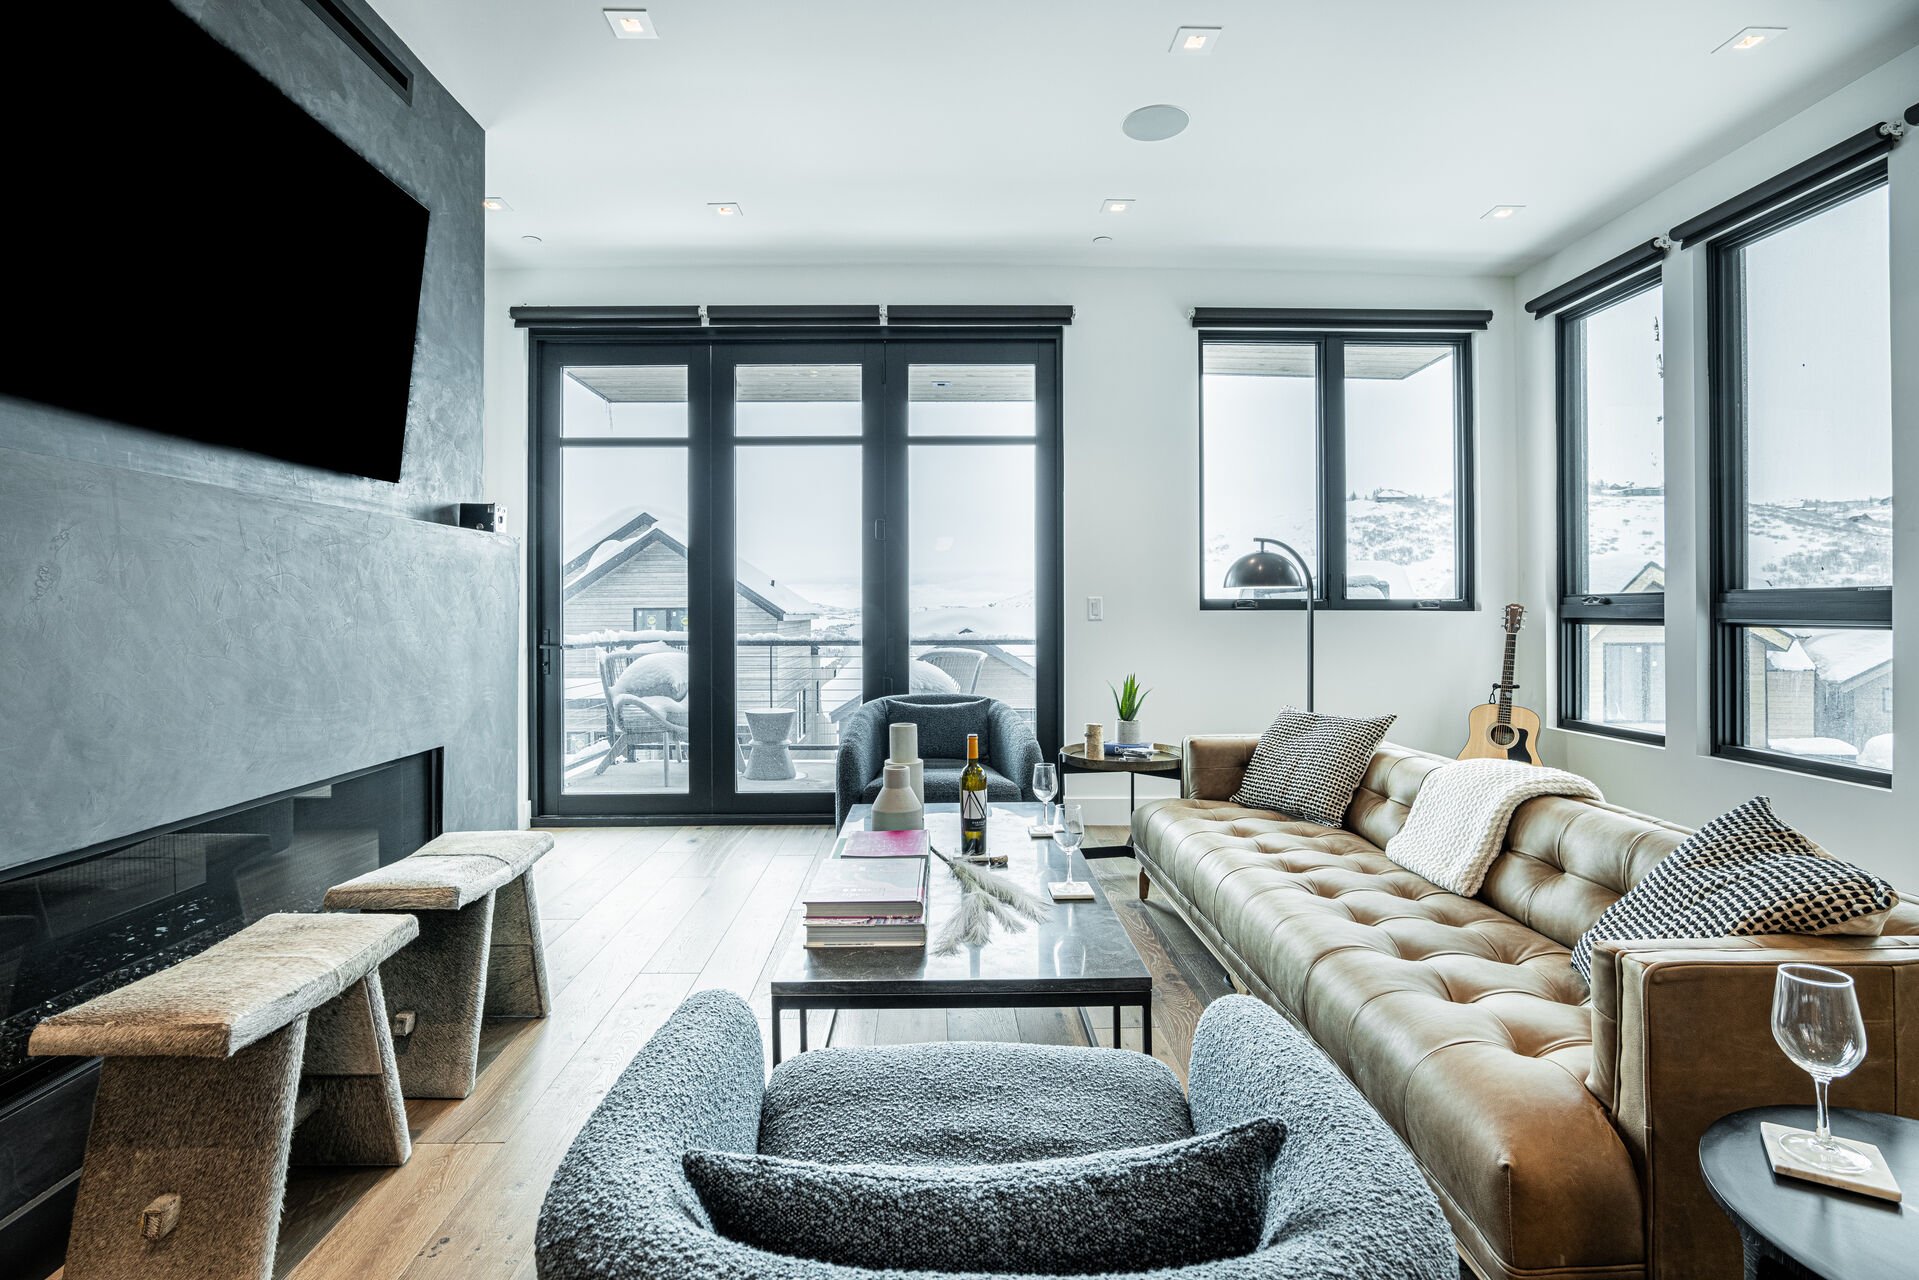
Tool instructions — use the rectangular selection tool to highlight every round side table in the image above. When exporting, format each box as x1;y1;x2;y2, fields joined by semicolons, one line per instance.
1057;743;1181;858
1699;1105;1918;1280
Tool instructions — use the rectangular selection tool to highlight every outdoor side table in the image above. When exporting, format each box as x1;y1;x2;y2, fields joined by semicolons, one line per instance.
1699;1105;1919;1280
1058;742;1182;858
743;707;799;780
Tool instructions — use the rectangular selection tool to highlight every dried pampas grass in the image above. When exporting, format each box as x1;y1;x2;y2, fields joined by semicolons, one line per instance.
931;847;1052;954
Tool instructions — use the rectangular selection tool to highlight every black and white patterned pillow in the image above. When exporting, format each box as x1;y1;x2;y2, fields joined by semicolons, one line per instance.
1232;707;1395;827
1571;796;1898;983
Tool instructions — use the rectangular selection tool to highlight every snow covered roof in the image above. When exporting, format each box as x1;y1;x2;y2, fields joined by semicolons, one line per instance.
564;509;819;619
1797;630;1892;686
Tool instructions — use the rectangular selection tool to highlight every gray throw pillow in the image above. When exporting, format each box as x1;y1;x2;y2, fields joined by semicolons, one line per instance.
684;1118;1285;1274
1232;707;1394;827
1572;796;1899;983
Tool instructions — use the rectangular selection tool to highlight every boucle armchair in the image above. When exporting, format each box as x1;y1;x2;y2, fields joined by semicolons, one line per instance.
834;693;1042;826
534;989;1456;1279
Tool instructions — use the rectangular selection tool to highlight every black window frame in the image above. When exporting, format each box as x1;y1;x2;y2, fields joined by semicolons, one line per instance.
1196;329;1477;612
1555;269;1667;746
1706;159;1893;787
524;325;1066;824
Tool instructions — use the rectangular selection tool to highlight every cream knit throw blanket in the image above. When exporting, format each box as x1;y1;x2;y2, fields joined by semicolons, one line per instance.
1384;759;1603;896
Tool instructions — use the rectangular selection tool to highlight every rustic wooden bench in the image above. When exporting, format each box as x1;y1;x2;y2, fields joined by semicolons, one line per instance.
323;829;553;1098
29;911;417;1280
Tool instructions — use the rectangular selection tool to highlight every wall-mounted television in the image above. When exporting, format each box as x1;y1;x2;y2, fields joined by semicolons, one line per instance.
0;2;429;483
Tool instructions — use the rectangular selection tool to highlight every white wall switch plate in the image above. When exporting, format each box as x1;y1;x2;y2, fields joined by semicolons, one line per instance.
1087;596;1103;621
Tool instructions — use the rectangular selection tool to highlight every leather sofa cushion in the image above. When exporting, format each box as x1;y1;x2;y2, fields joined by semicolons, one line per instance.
1133;796;1644;1275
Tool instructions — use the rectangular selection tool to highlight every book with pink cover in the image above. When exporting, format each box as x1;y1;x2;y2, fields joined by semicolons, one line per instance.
802;856;928;917
842;830;931;859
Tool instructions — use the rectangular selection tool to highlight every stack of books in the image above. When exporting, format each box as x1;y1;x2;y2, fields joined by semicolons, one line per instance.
802;829;931;948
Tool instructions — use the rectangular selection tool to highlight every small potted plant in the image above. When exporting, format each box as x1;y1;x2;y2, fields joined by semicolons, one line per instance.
1110;673;1150;746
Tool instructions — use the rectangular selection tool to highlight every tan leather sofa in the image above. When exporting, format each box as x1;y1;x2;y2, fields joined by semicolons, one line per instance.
1134;737;1919;1280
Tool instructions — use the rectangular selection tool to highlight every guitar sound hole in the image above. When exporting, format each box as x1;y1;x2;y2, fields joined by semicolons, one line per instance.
1488;725;1516;747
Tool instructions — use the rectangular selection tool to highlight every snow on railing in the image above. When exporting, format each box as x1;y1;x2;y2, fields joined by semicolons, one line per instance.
563;629;1037;648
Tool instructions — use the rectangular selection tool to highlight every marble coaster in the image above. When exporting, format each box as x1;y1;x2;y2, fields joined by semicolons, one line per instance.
1027;823;1063;838
1761;1121;1902;1202
1049;881;1095;902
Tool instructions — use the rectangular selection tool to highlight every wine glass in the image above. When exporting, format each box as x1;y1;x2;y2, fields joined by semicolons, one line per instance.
1055;804;1087;894
1032;763;1059;833
1770;963;1871;1173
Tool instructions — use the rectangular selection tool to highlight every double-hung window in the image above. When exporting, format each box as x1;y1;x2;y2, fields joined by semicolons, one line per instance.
1197;314;1479;608
1556;274;1667;741
1707;162;1892;782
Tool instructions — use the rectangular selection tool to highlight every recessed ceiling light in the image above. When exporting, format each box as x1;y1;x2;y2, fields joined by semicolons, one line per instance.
1481;205;1524;220
709;202;743;217
1122;104;1190;142
1715;26;1784;53
1101;199;1135;215
481;196;511;212
602;9;658;39
1171;27;1221;54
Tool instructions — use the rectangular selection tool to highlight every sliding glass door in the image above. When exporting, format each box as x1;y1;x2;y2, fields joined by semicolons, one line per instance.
531;335;1059;821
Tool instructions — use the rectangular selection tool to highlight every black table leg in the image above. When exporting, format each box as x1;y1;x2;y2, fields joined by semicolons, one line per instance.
1141;1001;1153;1057
771;998;784;1065
1113;1005;1121;1048
799;1007;810;1053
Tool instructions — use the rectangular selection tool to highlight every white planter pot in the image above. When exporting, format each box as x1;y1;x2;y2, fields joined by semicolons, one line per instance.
1117;719;1143;746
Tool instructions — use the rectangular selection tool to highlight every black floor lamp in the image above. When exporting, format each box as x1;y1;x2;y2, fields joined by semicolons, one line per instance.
1223;537;1315;712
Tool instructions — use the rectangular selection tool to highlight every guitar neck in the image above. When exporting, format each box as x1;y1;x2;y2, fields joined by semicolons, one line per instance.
1496;632;1517;724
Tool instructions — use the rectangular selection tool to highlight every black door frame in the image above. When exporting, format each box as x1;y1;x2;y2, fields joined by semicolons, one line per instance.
527;327;1064;825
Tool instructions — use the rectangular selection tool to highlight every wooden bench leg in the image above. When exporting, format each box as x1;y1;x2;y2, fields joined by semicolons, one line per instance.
1138;869;1151;900
62;1019;307;1280
292;970;411;1166
377;894;494;1099
484;873;551;1018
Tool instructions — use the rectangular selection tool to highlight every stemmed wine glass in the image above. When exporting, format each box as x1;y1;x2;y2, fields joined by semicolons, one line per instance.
1055;805;1088;895
1032;763;1059;834
1770;963;1871;1173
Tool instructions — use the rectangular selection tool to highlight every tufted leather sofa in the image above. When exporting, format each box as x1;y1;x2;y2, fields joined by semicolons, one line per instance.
1134;737;1919;1280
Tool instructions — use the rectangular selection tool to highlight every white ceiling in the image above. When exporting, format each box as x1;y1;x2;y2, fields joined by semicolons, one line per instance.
369;0;1919;276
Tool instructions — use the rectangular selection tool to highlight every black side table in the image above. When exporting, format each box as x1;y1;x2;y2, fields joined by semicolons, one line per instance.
1699;1105;1918;1280
1058;743;1182;858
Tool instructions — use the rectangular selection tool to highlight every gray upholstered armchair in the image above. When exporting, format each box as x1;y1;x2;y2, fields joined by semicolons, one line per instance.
535;990;1457;1279
833;694;1042;826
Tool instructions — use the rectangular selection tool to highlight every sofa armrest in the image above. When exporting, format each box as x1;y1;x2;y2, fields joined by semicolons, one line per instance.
834;704;887;826
986;700;1042;800
1587;935;1919;1280
1181;735;1260;800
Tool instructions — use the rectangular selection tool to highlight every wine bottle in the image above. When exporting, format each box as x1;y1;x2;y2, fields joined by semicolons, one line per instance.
959;733;988;858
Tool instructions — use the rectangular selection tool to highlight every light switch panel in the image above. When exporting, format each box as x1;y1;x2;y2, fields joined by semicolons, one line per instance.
1087;596;1104;622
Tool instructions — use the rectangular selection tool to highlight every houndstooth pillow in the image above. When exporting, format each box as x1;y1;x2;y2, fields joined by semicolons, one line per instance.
1232;707;1395;827
1571;796;1898;983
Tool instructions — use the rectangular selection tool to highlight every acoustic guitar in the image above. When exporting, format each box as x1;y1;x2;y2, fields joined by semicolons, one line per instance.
1458;604;1543;765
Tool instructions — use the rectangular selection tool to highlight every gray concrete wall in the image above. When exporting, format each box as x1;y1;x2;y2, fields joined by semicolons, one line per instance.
0;0;510;866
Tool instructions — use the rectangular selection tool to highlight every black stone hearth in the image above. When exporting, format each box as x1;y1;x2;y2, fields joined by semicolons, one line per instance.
0;751;441;1274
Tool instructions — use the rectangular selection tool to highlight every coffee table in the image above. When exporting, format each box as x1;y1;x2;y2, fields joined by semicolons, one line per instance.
770;802;1152;1064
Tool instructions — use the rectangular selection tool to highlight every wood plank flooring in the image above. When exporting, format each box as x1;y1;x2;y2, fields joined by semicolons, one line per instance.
54;824;1230;1280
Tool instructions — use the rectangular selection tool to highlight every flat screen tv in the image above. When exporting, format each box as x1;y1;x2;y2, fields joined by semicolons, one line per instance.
0;2;429;483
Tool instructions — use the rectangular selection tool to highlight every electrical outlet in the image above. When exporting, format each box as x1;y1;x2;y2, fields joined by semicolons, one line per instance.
1087;596;1104;622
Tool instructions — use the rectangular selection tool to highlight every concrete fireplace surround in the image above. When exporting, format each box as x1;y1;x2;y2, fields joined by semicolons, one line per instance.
0;2;508;1271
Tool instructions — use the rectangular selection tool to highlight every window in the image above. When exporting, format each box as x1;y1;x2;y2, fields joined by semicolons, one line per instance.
1710;166;1891;782
1200;332;1473;608
1557;276;1666;740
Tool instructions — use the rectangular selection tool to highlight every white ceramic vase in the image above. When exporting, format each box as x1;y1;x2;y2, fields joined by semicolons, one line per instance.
871;762;923;831
888;721;925;804
1117;719;1142;746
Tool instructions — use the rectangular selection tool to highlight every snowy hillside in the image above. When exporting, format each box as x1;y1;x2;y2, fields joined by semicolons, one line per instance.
1585;493;1890;591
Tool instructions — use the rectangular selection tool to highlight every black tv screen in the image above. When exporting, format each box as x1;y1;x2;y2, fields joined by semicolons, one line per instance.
0;2;429;483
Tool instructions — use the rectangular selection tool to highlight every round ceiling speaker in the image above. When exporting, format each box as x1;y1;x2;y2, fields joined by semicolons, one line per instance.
1122;104;1189;142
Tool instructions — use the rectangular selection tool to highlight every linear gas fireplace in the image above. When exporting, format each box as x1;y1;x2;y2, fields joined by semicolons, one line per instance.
0;750;442;1271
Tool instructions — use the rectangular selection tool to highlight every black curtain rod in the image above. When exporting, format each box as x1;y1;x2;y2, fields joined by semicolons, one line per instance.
1670;120;1903;247
512;303;1073;330
1525;237;1670;319
1190;307;1492;331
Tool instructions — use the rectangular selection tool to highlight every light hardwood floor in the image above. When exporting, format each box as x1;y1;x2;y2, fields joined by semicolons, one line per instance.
49;823;1230;1280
